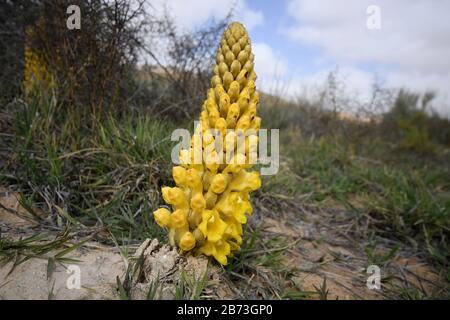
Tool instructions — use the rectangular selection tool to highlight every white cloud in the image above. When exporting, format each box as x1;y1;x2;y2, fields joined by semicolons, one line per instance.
284;0;450;74
252;42;289;95
240;7;264;31
253;43;288;78
281;0;450;115
151;0;264;32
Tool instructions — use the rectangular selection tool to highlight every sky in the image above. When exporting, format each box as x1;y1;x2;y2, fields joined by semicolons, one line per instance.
149;0;450;116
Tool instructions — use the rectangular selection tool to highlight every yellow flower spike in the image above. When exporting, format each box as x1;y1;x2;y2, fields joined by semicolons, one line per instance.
180;232;196;251
153;208;172;228
154;22;262;265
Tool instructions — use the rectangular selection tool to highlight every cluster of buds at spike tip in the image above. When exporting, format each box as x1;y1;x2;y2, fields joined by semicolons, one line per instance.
153;22;262;265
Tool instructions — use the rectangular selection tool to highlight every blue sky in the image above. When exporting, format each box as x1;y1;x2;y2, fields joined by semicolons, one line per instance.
151;0;450;116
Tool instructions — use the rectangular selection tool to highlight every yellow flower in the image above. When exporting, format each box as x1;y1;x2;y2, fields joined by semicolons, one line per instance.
198;240;231;266
172;166;187;187
228;170;261;192
216;192;252;224
209;174;228;194
171;209;188;228
162;187;187;207
190;192;206;212
153;22;262;265
153;208;172;228
180;232;196;251
223;216;243;244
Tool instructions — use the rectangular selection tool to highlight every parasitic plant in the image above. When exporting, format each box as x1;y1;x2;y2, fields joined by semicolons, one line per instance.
153;22;261;265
